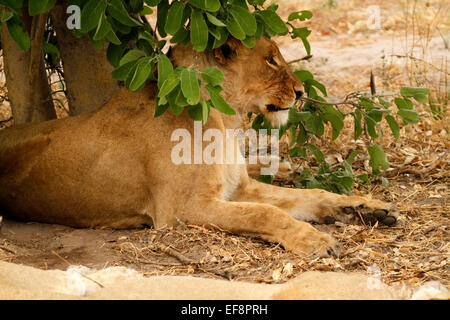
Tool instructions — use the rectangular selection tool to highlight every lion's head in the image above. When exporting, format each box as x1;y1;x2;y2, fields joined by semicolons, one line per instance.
171;37;303;127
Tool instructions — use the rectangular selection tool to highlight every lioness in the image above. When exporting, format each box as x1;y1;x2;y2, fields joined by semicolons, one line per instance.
0;37;398;257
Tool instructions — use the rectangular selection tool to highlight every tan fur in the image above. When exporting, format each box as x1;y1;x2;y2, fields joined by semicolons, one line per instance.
0;37;397;257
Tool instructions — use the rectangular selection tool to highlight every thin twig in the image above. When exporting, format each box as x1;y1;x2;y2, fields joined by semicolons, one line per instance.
391;54;450;75
51;250;104;288
155;243;196;264
0;242;16;255
287;55;313;65
299;96;357;107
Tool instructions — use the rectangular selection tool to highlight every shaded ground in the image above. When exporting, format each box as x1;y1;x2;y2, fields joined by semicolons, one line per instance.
0;0;449;290
0;182;448;287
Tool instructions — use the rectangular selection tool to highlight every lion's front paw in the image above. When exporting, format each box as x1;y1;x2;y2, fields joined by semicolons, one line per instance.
332;197;399;227
280;223;341;258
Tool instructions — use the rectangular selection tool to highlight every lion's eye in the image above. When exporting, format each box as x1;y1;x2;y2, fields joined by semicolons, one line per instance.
267;57;278;67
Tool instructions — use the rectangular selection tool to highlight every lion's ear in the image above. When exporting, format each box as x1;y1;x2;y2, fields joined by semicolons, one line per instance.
213;37;241;64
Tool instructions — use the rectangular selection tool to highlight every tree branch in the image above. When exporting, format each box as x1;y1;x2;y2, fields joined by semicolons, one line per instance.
287;55;313;65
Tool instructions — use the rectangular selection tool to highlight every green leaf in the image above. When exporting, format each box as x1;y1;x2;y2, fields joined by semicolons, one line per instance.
378;97;392;108
321;105;343;140
107;15;132;34
158;73;180;98
226;14;246;40
107;43;127;67
205;12;226;27
208;25;222;40
357;174;370;184
168;87;185;115
181;68;201;105
257;175;274;184
43;42;60;58
154;102;169;117
301;37;311;56
93;13;113;41
306;144;325;163
242;37;256;48
310;79;327;96
190;10;208;52
170;27;189;43
174;86;188;106
129;0;144;13
365;115;379;138
346;150;361;164
360;98;375;111
112;60;138;81
105;29;121;45
352;109;363;140
289;147;306;158
157;54;173;87
294;70;313;82
119;49;146;66
140;6;153;15
397;109;419;123
165;1;186;35
6;18;30;51
0;11;14;22
144;0;161;5
212;27;229;48
205;0;220;12
288;109;311;123
305;114;324;136
108;0;143;27
188;0;206;10
230;5;257;36
296;124;307;144
368;109;391;122
206;85;236;115
288;126;296;146
202;99;210;123
385;115;400;139
400;87;429;104
80;0;107;33
248;0;266;5
157;0;169;38
266;3;278;11
201;67;224;86
288;10;313;21
394;97;413;110
257;10;288;35
400;86;430;98
138;30;155;47
254;16;264;39
368;144;390;175
412;93;429;104
292;27;311;39
187;103;203;121
127;57;153;92
29;0;49;15
0;0;23;12
188;0;220;12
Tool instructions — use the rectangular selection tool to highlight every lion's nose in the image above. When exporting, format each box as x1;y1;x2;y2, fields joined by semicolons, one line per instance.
295;90;303;99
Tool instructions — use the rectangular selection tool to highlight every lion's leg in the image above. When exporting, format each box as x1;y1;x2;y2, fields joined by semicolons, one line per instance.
233;179;399;226
182;198;340;257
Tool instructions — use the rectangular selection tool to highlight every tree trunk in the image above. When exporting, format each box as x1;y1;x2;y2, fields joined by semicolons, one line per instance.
51;4;119;116
1;8;57;125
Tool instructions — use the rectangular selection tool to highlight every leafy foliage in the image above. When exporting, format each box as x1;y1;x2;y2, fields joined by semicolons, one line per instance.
0;0;431;194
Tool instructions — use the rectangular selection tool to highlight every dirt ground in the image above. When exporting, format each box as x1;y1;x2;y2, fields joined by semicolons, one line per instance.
0;0;448;291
